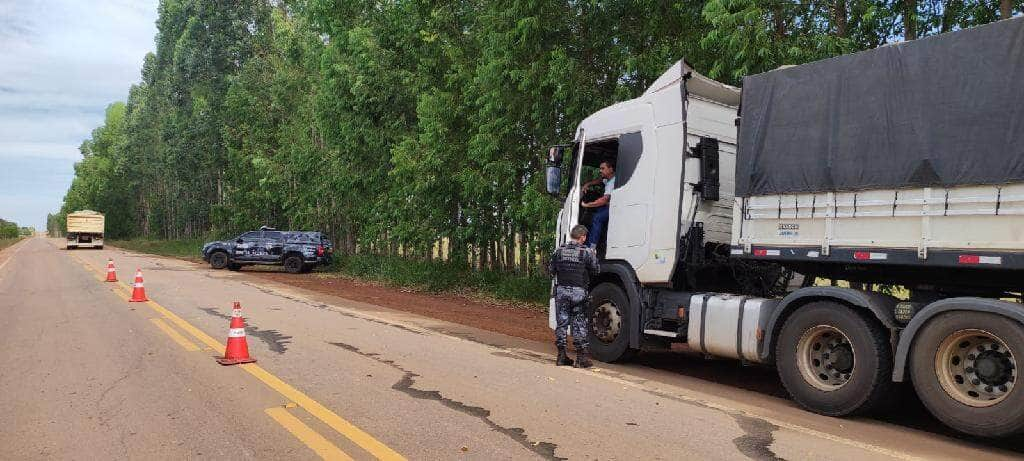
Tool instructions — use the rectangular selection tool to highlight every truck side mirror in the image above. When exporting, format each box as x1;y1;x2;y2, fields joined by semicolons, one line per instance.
545;145;567;196
692;137;720;201
546;166;562;196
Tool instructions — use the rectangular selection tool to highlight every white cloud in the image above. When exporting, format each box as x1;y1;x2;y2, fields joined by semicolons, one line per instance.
0;0;157;228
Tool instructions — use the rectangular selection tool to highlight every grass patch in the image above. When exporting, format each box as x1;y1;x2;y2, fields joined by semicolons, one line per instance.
0;237;23;252
332;253;550;305
108;238;207;261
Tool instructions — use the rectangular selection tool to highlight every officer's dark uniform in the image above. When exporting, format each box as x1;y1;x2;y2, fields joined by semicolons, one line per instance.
548;240;600;364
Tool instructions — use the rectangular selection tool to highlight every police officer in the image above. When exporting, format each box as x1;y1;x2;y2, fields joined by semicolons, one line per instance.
548;224;600;368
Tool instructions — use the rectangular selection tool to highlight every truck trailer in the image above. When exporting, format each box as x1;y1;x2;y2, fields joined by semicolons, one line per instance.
545;17;1024;437
66;210;104;249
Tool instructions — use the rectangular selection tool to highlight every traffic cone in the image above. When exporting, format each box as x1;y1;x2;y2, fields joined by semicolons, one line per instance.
105;259;118;282
128;269;148;302
217;302;256;365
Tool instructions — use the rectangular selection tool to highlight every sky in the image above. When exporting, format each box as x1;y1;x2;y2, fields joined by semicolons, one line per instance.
0;1;158;230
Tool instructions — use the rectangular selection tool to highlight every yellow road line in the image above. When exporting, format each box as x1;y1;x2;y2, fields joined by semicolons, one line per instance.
72;253;405;460
150;318;200;352
243;364;405;461
266;406;355;461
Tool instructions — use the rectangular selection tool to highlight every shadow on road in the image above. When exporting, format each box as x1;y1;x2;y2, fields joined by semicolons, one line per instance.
626;349;1024;453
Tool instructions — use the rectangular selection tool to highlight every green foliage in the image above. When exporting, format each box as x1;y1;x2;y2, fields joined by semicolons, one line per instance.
0;219;19;239
60;0;1019;282
334;253;550;304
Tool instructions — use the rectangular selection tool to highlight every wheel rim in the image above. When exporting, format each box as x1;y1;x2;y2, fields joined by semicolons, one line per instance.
935;329;1016;407
796;325;855;391
286;258;300;271
212;253;226;266
591;301;622;344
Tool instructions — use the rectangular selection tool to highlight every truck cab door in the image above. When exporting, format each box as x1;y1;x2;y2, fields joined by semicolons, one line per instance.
558;135;586;246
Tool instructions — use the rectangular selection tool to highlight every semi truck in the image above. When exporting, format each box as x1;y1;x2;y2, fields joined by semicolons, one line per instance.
66;210;104;249
544;17;1024;437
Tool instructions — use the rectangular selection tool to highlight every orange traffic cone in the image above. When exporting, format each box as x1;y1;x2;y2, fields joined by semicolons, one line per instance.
105;259;118;282
217;302;256;365
128;269;148;302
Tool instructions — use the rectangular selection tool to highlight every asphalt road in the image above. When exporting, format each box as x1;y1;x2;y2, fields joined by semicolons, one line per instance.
0;237;1021;460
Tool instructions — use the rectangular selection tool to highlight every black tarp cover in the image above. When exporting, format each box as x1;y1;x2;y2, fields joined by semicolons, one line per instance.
736;17;1024;197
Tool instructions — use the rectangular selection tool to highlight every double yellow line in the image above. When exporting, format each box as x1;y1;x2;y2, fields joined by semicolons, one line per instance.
69;253;405;461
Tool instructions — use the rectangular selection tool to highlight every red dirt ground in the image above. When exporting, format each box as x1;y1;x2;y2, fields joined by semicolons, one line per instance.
252;271;554;343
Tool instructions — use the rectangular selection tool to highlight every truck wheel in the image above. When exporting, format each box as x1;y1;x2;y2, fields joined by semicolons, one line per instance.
586;282;638;363
776;302;893;416
209;251;229;269
910;311;1024;437
227;263;241;271
283;255;304;274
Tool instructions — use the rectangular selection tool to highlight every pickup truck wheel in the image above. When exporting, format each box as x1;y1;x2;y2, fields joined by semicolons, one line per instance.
227;263;241;271
209;251;229;269
586;282;638;363
910;311;1024;437
776;302;893;416
283;255;304;274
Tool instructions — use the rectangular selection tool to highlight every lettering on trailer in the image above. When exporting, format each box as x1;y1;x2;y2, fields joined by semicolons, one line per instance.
778;223;799;237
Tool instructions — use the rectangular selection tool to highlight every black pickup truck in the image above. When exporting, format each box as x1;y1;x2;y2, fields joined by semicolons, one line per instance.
201;229;333;273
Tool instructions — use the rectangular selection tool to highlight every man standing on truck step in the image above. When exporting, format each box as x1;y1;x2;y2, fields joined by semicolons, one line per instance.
548;224;600;368
581;159;615;251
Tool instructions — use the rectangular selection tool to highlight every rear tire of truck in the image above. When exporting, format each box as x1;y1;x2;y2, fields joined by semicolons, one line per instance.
227;263;241;271
209;251;229;270
910;311;1024;438
283;255;304;274
776;302;893;416
586;282;638;363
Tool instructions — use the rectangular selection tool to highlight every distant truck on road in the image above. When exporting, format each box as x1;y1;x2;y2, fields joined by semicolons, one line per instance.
545;18;1024;437
66;210;104;249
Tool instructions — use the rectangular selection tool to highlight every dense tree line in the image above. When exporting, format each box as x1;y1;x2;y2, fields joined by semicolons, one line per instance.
58;0;1019;273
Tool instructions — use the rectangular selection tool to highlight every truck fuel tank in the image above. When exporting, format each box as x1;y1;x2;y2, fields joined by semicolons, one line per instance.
687;294;778;363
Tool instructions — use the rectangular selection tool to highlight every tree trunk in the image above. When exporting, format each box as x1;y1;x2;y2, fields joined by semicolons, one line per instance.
1001;0;1013;19
940;0;962;33
832;0;848;37
904;0;918;41
770;3;787;38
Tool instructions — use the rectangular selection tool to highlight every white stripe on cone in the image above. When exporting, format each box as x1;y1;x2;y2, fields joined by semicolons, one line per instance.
228;328;246;338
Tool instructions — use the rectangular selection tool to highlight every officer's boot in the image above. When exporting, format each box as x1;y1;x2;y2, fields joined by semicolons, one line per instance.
574;348;593;368
556;347;574;366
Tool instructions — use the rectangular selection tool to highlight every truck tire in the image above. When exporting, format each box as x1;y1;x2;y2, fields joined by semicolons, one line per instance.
209;251;229;270
227;263;241;271
776;302;893;416
910;311;1024;437
283;255;304;274
586;282;638;363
